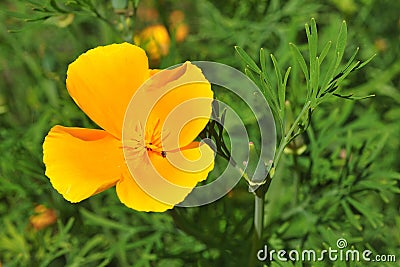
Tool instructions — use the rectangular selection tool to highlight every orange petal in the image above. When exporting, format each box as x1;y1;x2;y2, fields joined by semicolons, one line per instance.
66;43;149;139
125;62;213;150
149;69;161;77
43;125;125;202
116;171;174;212
151;141;215;187
119;141;214;211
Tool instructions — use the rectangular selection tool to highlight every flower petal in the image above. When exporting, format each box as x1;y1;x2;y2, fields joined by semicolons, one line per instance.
43;125;125;202
149;62;213;150
66;43;149;139
119;141;214;211
116;171;173;212
151;141;215;187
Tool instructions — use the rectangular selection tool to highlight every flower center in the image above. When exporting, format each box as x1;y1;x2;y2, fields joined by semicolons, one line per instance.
125;119;168;161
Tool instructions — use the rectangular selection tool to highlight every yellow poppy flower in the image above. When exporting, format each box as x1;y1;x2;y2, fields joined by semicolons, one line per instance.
43;43;214;212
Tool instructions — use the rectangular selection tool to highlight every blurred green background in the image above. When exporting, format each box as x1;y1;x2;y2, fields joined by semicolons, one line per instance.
0;0;399;266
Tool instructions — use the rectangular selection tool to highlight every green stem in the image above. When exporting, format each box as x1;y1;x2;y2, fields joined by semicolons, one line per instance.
248;196;264;267
85;1;114;27
248;175;272;267
292;153;300;205
254;192;265;240
249;102;311;266
274;101;311;168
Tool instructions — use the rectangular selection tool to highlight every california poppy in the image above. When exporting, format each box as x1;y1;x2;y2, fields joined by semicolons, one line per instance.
43;43;214;212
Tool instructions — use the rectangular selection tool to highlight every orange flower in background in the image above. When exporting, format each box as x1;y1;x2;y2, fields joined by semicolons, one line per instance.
134;10;189;62
134;25;170;61
43;43;214;212
169;10;189;43
29;205;57;230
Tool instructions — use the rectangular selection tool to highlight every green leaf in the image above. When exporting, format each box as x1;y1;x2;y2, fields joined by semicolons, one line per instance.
270;54;284;111
31;6;52;13
311;56;320;99
244;67;261;89
246;142;261;184
282;67;291;105
308;18;318;64
356;53;376;70
320;51;338;93
341;60;360;79
378;191;390;203
340;200;362;231
318;21;348;95
71;235;107;265
319;40;331;65
258;49;277;108
341;47;359;71
335;20;347;66
80;208;150;232
235;46;261;74
25;15;52;22
347;197;382;228
260;48;268;74
307;18;319;99
332;93;375;100
355;179;399;193
283;67;291;94
289;43;309;83
50;0;68;13
260;77;279;112
260;77;280;122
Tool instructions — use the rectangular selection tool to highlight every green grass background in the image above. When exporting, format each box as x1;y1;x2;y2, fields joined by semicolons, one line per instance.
0;0;399;266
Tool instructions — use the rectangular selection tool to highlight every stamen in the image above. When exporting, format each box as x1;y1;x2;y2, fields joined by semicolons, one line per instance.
126;118;171;159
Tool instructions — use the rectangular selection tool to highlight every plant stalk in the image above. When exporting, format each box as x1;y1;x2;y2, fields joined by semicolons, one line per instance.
248;174;272;267
274;101;311;167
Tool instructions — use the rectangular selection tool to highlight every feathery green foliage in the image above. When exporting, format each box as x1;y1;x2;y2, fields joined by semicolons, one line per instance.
0;0;399;266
